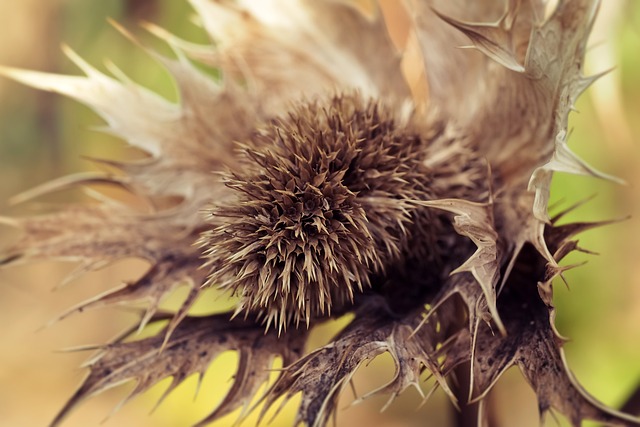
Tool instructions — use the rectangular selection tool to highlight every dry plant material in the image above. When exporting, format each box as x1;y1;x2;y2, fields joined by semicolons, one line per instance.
1;0;639;426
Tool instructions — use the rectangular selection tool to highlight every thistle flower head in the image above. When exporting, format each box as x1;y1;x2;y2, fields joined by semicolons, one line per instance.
1;1;639;426
203;94;436;330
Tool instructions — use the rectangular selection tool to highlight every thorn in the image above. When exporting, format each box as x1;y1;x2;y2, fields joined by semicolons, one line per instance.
575;245;599;256
61;44;98;76
417;384;439;409
348;378;358;400
550;194;597;224
55;344;105;354
107;18;138;45
575;67;616;100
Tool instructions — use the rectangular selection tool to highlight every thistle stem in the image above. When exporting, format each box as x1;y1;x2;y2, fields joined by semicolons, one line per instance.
453;362;480;427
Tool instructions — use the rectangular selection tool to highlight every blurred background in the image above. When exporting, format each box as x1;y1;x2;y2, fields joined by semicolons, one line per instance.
0;1;639;426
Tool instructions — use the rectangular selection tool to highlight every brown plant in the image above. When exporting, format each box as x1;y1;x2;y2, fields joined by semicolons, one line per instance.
1;0;639;426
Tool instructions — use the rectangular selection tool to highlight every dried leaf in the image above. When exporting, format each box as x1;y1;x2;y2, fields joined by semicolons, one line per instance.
413;0;515;117
0;205;192;267
190;0;410;107
0;203;205;336
461;242;640;426
0;42;242;204
55;253;205;336
421;198;505;334
262;299;455;426
432;7;526;73
416;0;619;229
51;313;307;427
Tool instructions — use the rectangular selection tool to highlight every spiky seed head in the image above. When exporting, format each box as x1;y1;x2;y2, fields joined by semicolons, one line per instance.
202;94;436;331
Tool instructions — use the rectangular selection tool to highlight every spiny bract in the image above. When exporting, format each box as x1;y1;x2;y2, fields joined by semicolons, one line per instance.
0;0;638;427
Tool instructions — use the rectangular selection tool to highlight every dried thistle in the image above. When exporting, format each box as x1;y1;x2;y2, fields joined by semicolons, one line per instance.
1;1;639;427
202;95;439;332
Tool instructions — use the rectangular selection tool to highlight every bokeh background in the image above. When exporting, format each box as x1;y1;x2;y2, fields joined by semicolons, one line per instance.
0;1;639;426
